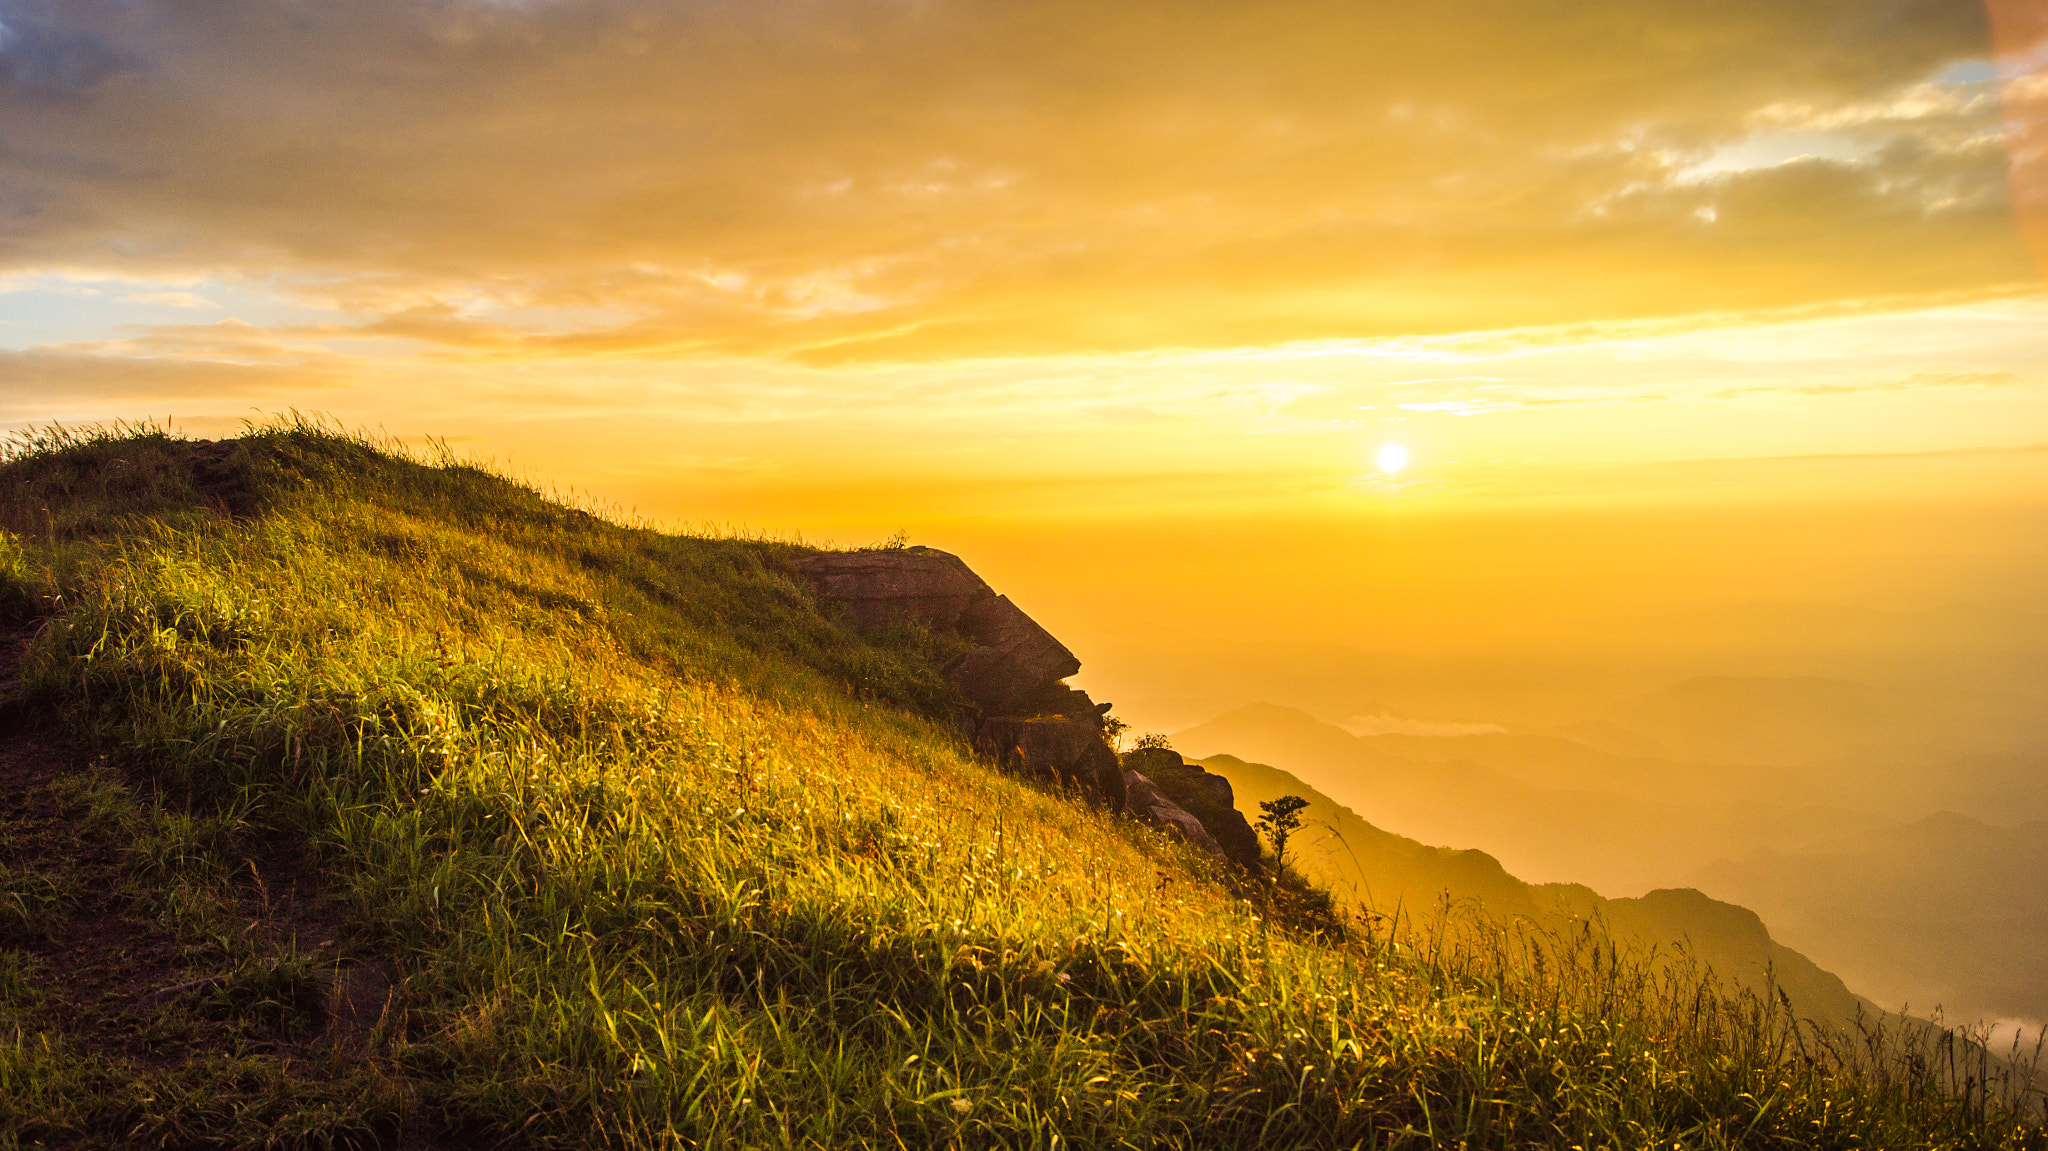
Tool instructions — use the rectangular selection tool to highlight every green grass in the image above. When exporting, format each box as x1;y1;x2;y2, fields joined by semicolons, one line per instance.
0;418;2041;1149
0;745;407;1149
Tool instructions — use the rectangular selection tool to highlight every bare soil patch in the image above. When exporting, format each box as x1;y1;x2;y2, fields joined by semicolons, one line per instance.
0;624;444;1149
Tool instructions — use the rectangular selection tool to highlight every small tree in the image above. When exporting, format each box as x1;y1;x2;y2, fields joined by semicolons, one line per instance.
1101;712;1129;750
1256;796;1310;870
1132;732;1173;751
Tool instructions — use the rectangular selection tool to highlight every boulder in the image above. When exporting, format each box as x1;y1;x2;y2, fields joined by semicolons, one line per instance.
786;547;994;632
977;716;1126;811
944;595;1081;715
1120;748;1263;871
1010;682;1114;728
1191;772;1236;809
1122;746;1185;777
1124;773;1226;858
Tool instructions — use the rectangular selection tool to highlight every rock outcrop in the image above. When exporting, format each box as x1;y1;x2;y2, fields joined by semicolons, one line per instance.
789;545;1282;859
788;547;1087;718
786;548;993;632
976;716;1127;811
1122;747;1264;872
1124;773;1226;858
945;595;1082;716
1036;684;1112;718
790;546;1285;859
788;545;1121;808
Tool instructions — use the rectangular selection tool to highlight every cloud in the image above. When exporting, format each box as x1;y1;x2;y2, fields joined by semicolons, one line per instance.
0;0;2025;362
0;318;356;415
1710;369;2020;400
62;318;343;364
1372;361;2026;418
118;290;214;308
1342;714;1507;737
0;11;133;102
0;347;346;415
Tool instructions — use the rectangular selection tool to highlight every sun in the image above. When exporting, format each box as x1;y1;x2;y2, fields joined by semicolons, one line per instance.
1377;444;1409;474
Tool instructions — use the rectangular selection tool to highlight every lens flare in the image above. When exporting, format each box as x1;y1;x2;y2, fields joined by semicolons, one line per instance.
1378;444;1409;473
1989;0;2048;277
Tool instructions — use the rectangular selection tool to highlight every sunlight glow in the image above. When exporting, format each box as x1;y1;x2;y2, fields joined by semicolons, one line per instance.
1378;444;1410;474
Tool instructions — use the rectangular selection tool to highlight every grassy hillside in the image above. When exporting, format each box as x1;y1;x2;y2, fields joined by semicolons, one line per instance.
0;422;2041;1149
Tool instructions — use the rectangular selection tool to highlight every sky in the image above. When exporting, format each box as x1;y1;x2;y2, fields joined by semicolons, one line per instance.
5;0;2048;729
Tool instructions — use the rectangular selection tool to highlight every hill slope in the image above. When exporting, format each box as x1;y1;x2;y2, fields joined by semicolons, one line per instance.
0;424;2039;1149
1195;754;1870;1034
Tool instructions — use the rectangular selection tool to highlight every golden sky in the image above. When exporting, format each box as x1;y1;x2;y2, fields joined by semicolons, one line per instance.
5;0;2048;720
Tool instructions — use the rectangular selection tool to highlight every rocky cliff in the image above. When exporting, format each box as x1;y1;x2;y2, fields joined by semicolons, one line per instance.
788;546;1288;868
788;546;1125;812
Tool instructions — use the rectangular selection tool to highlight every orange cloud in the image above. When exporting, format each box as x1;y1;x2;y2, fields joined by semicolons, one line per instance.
1;0;2030;362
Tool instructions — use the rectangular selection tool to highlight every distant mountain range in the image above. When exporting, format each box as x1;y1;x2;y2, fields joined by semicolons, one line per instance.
1176;690;2048;1035
1170;700;1861;894
1693;811;2048;1027
1195;751;1877;1034
1590;675;1910;767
